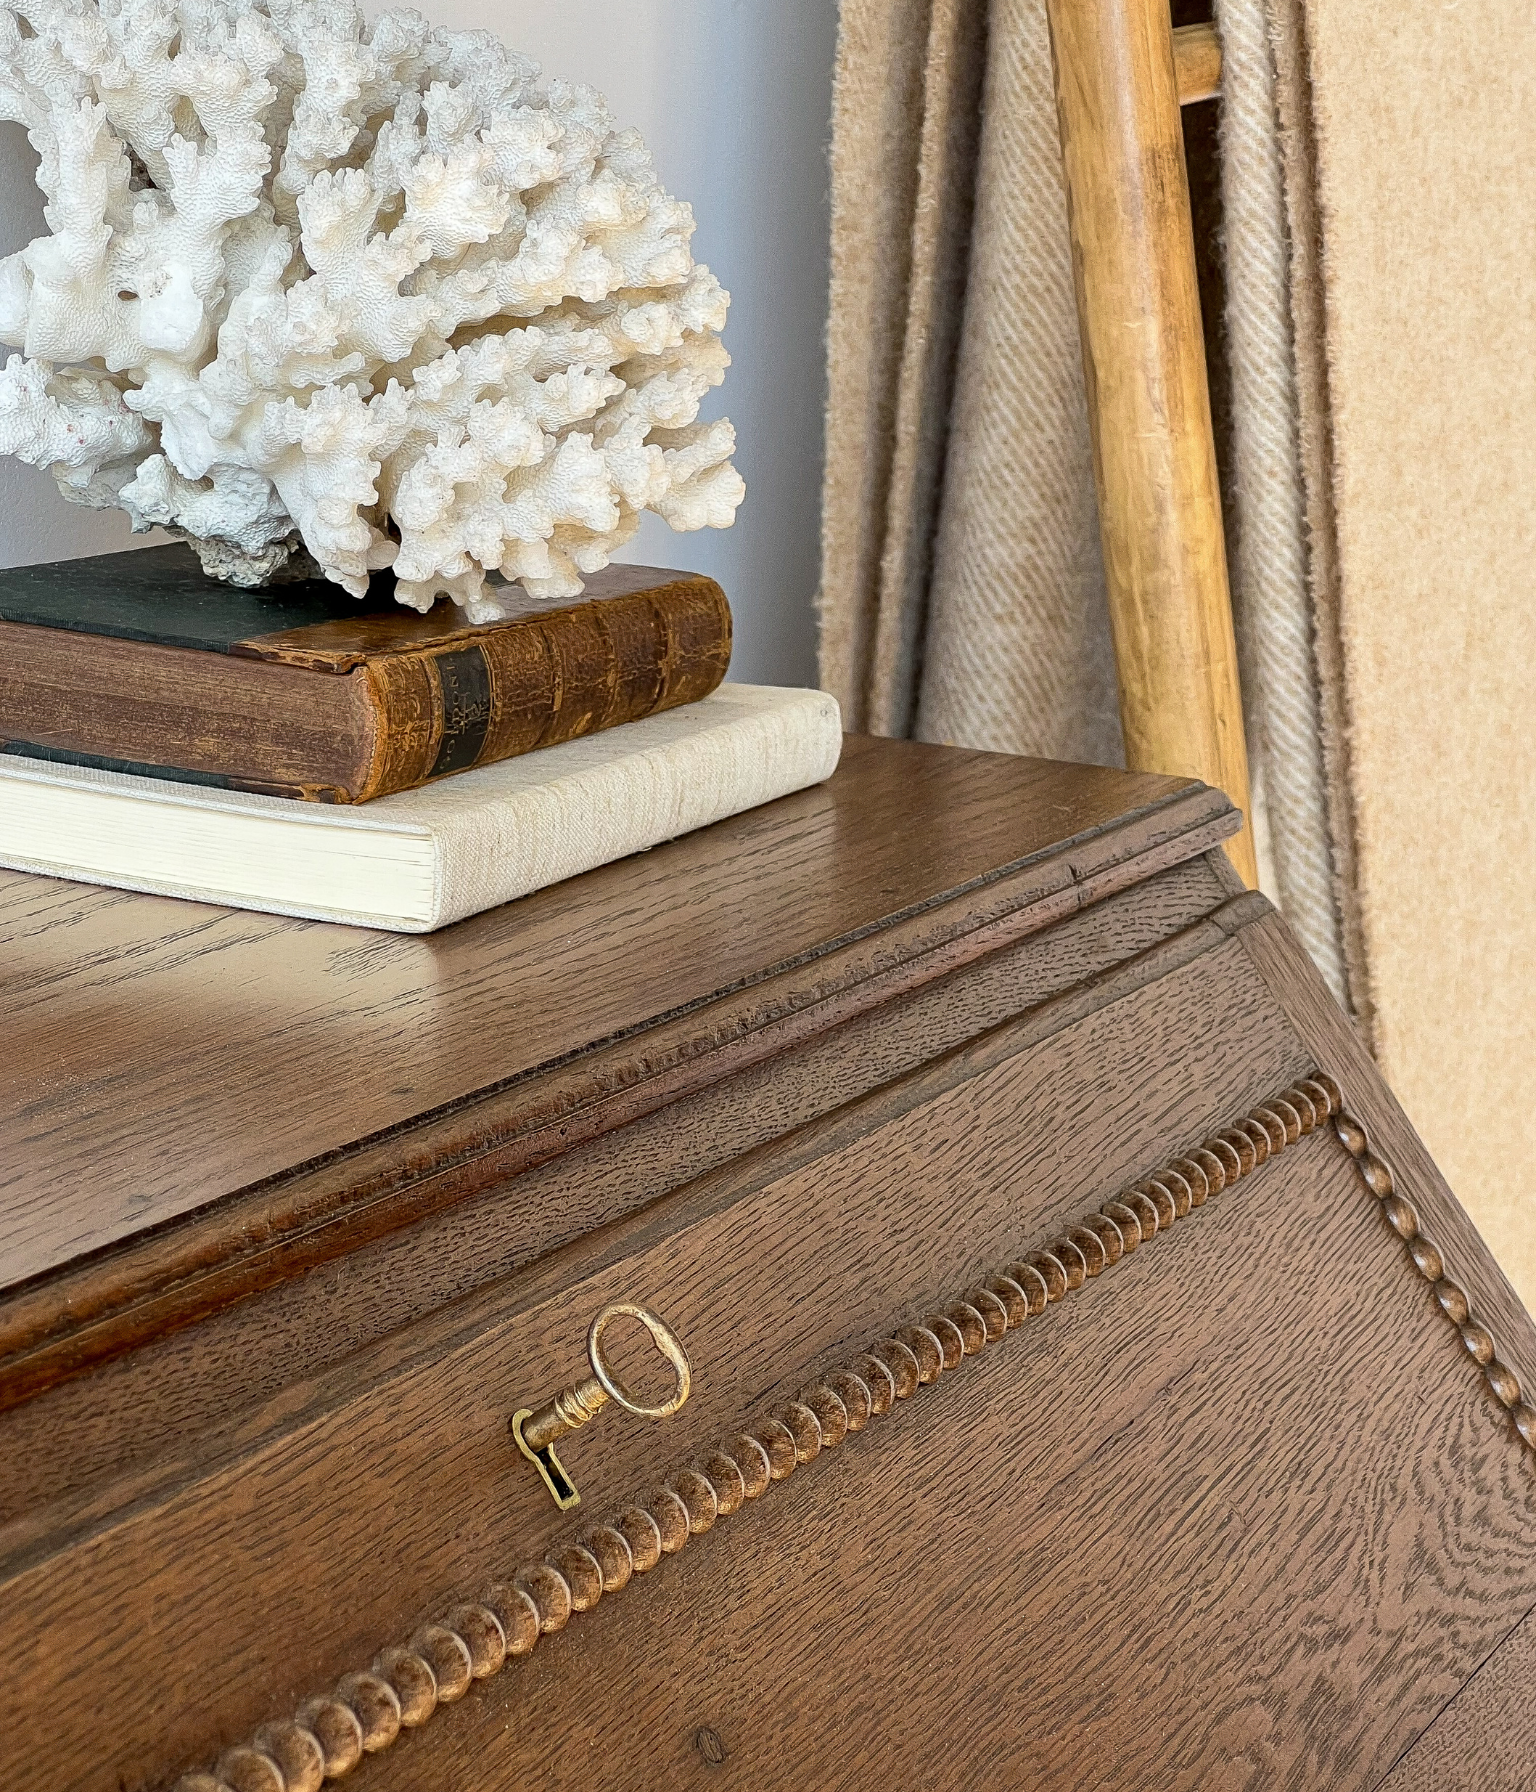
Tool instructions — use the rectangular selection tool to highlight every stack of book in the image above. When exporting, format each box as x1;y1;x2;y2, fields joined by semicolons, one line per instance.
0;546;841;931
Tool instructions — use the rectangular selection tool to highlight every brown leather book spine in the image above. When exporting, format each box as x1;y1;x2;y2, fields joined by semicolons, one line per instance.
0;573;731;804
353;577;732;801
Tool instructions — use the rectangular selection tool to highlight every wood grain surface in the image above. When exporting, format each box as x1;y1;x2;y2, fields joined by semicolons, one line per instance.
4;903;1308;1792
1233;907;1536;1424
1172;19;1222;105
0;744;1232;1379
7;741;1533;1792
1377;1605;1536;1791
360;1133;1536;1792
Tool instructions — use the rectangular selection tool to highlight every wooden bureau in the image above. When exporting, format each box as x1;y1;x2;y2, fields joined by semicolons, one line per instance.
3;737;1534;1791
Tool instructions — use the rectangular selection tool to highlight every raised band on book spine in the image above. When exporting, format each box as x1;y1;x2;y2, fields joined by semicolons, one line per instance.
352;580;732;802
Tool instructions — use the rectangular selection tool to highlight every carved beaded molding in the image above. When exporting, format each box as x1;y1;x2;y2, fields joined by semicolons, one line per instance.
169;1073;1536;1792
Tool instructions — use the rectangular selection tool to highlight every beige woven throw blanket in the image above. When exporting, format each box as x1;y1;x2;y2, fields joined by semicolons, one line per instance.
820;0;1122;769
822;0;1536;1307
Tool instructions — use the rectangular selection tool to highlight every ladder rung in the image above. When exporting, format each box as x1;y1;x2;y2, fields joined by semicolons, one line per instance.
1174;21;1222;105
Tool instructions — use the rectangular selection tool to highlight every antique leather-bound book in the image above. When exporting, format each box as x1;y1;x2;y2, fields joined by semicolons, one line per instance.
3;739;1534;1791
0;544;731;802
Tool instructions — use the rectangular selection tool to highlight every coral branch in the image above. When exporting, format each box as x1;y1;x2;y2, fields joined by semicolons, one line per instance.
0;0;743;614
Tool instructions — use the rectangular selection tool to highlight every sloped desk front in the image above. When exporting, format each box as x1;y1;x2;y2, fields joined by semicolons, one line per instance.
2;738;1532;1792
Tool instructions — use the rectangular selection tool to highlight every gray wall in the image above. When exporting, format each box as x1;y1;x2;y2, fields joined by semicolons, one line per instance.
0;0;835;684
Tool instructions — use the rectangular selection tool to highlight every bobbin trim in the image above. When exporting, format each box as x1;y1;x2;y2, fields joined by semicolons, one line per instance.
167;1073;1531;1790
1331;1107;1536;1447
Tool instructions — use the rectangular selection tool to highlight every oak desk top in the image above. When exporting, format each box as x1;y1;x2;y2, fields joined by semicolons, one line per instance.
0;739;1231;1406
0;740;1218;1279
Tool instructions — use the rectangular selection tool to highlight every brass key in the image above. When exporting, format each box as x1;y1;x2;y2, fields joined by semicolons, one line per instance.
512;1302;692;1510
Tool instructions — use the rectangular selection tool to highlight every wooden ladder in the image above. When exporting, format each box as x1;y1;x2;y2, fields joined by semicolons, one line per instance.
1045;4;1258;887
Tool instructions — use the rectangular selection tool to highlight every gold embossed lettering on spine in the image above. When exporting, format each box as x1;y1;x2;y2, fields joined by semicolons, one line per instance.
167;1075;1536;1790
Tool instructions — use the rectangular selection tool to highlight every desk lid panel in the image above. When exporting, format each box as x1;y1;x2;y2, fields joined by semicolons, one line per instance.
369;1127;1536;1792
9;896;1536;1790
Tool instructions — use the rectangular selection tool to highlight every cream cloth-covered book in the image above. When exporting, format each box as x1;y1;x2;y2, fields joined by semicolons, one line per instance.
0;684;843;932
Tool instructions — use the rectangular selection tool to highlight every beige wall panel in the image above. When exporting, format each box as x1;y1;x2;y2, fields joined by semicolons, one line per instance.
1304;0;1536;1300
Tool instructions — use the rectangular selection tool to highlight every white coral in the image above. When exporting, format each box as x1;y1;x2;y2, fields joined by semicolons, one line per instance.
0;0;744;616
